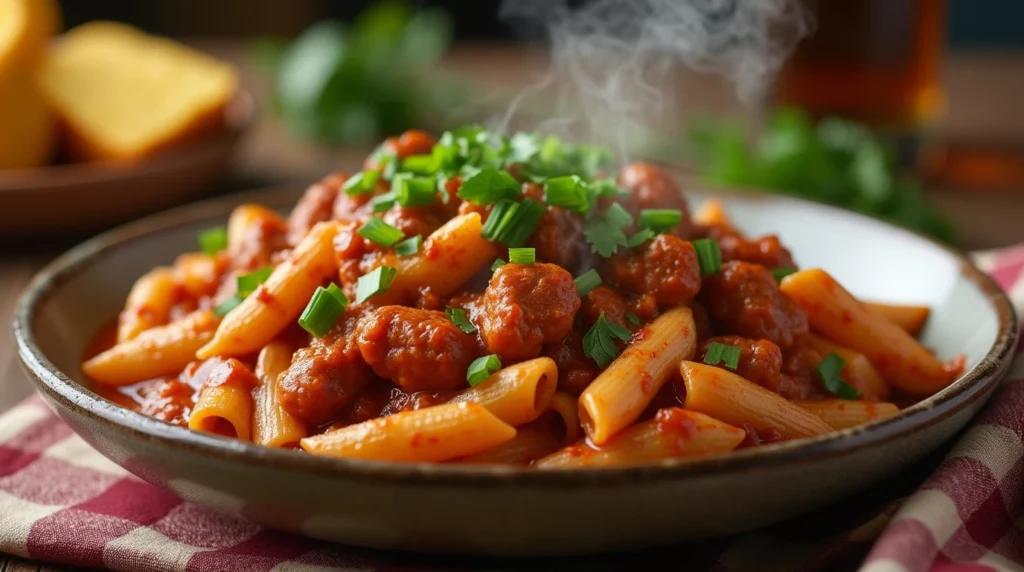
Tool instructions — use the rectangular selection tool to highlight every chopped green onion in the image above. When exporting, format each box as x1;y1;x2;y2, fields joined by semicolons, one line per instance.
693;238;722;275
358;218;405;247
342;170;380;196
491;258;506;271
457;166;521;205
626;228;656;248
582;312;633;368
480;198;545;247
772;267;797;281
445;307;477;334
816;353;863;400
298;284;349;338
638;209;682;232
395;235;422;257
543;175;590;213
626;312;642;326
435;173;451;204
393;173;437;207
370;191;397;213
574;269;602;297
467;354;502;386
508;247;536;265
214;294;244;317
604;202;634;229
380;154;398;181
355;266;398;304
236;266;274;297
589;178;622;199
704;342;742;370
197;227;227;256
401;154;438;175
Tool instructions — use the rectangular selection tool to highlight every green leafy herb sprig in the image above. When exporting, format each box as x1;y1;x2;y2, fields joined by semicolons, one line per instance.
687;107;956;243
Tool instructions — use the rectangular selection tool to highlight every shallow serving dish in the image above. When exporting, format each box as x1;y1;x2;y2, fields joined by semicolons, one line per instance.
13;187;1017;556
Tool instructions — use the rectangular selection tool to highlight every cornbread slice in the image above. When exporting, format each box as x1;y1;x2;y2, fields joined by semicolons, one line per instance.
37;21;239;162
0;72;55;169
0;0;60;75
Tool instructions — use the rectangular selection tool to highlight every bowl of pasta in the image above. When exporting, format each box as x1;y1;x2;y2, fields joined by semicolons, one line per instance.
13;127;1017;556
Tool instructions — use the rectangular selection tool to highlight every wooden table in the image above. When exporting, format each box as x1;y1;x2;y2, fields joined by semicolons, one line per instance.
1;42;1023;571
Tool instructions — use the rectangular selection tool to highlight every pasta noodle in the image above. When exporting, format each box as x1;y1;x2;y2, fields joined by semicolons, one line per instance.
458;425;562;465
84;309;218;385
197;220;341;359
535;409;745;469
188;358;257;441
546;391;581;445
804;334;890;402
370;212;499;305
253;341;307;448
864;302;930;336
580;307;697;445
679;361;833;441
300;402;516;462
692;198;735;230
449;357;557;427
780;269;957;395
793;399;900;430
173;252;224;299
117;267;177;343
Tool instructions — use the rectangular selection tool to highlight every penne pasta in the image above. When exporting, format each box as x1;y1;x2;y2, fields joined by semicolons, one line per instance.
457;425;562;465
580;307;697;445
679;361;833;441
300;402;516;462
794;399;900;430
449;357;557;427
804;334;890;402
692;198;735;230
780;269;956;395
253;341;307;448
173;252;226;300
227;204;288;268
535;409;745;469
117;267;178;343
546;391;581;445
197;220;341;359
188;358;257;441
84;309;219;385
864;302;931;337
371;213;498;305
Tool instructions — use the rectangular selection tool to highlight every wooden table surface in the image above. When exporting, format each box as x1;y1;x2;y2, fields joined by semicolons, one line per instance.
1;42;1023;571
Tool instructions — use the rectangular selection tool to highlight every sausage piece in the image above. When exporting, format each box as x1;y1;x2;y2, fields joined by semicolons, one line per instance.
704;261;808;350
618;162;695;238
357;306;476;392
480;263;580;362
696;335;782;390
604;234;701;306
709;226;796;269
279;318;373;425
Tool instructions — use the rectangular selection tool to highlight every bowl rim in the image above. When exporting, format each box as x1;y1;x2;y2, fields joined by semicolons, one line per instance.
13;186;1019;488
0;89;256;194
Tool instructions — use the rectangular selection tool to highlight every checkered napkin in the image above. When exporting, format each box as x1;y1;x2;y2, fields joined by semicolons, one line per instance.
3;248;1024;572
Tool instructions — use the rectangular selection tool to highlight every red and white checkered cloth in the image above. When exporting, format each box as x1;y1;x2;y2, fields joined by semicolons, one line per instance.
3;247;1024;572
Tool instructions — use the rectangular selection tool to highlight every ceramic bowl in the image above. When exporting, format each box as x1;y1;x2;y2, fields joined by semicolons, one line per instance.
13;188;1017;556
0;90;255;238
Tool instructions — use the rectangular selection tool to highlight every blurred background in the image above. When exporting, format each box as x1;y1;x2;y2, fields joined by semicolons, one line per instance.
2;0;1023;247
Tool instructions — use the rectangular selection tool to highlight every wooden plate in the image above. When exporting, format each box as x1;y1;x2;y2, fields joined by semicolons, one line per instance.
0;89;255;238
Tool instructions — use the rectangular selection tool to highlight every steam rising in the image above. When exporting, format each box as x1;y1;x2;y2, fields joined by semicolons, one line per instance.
497;0;813;152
